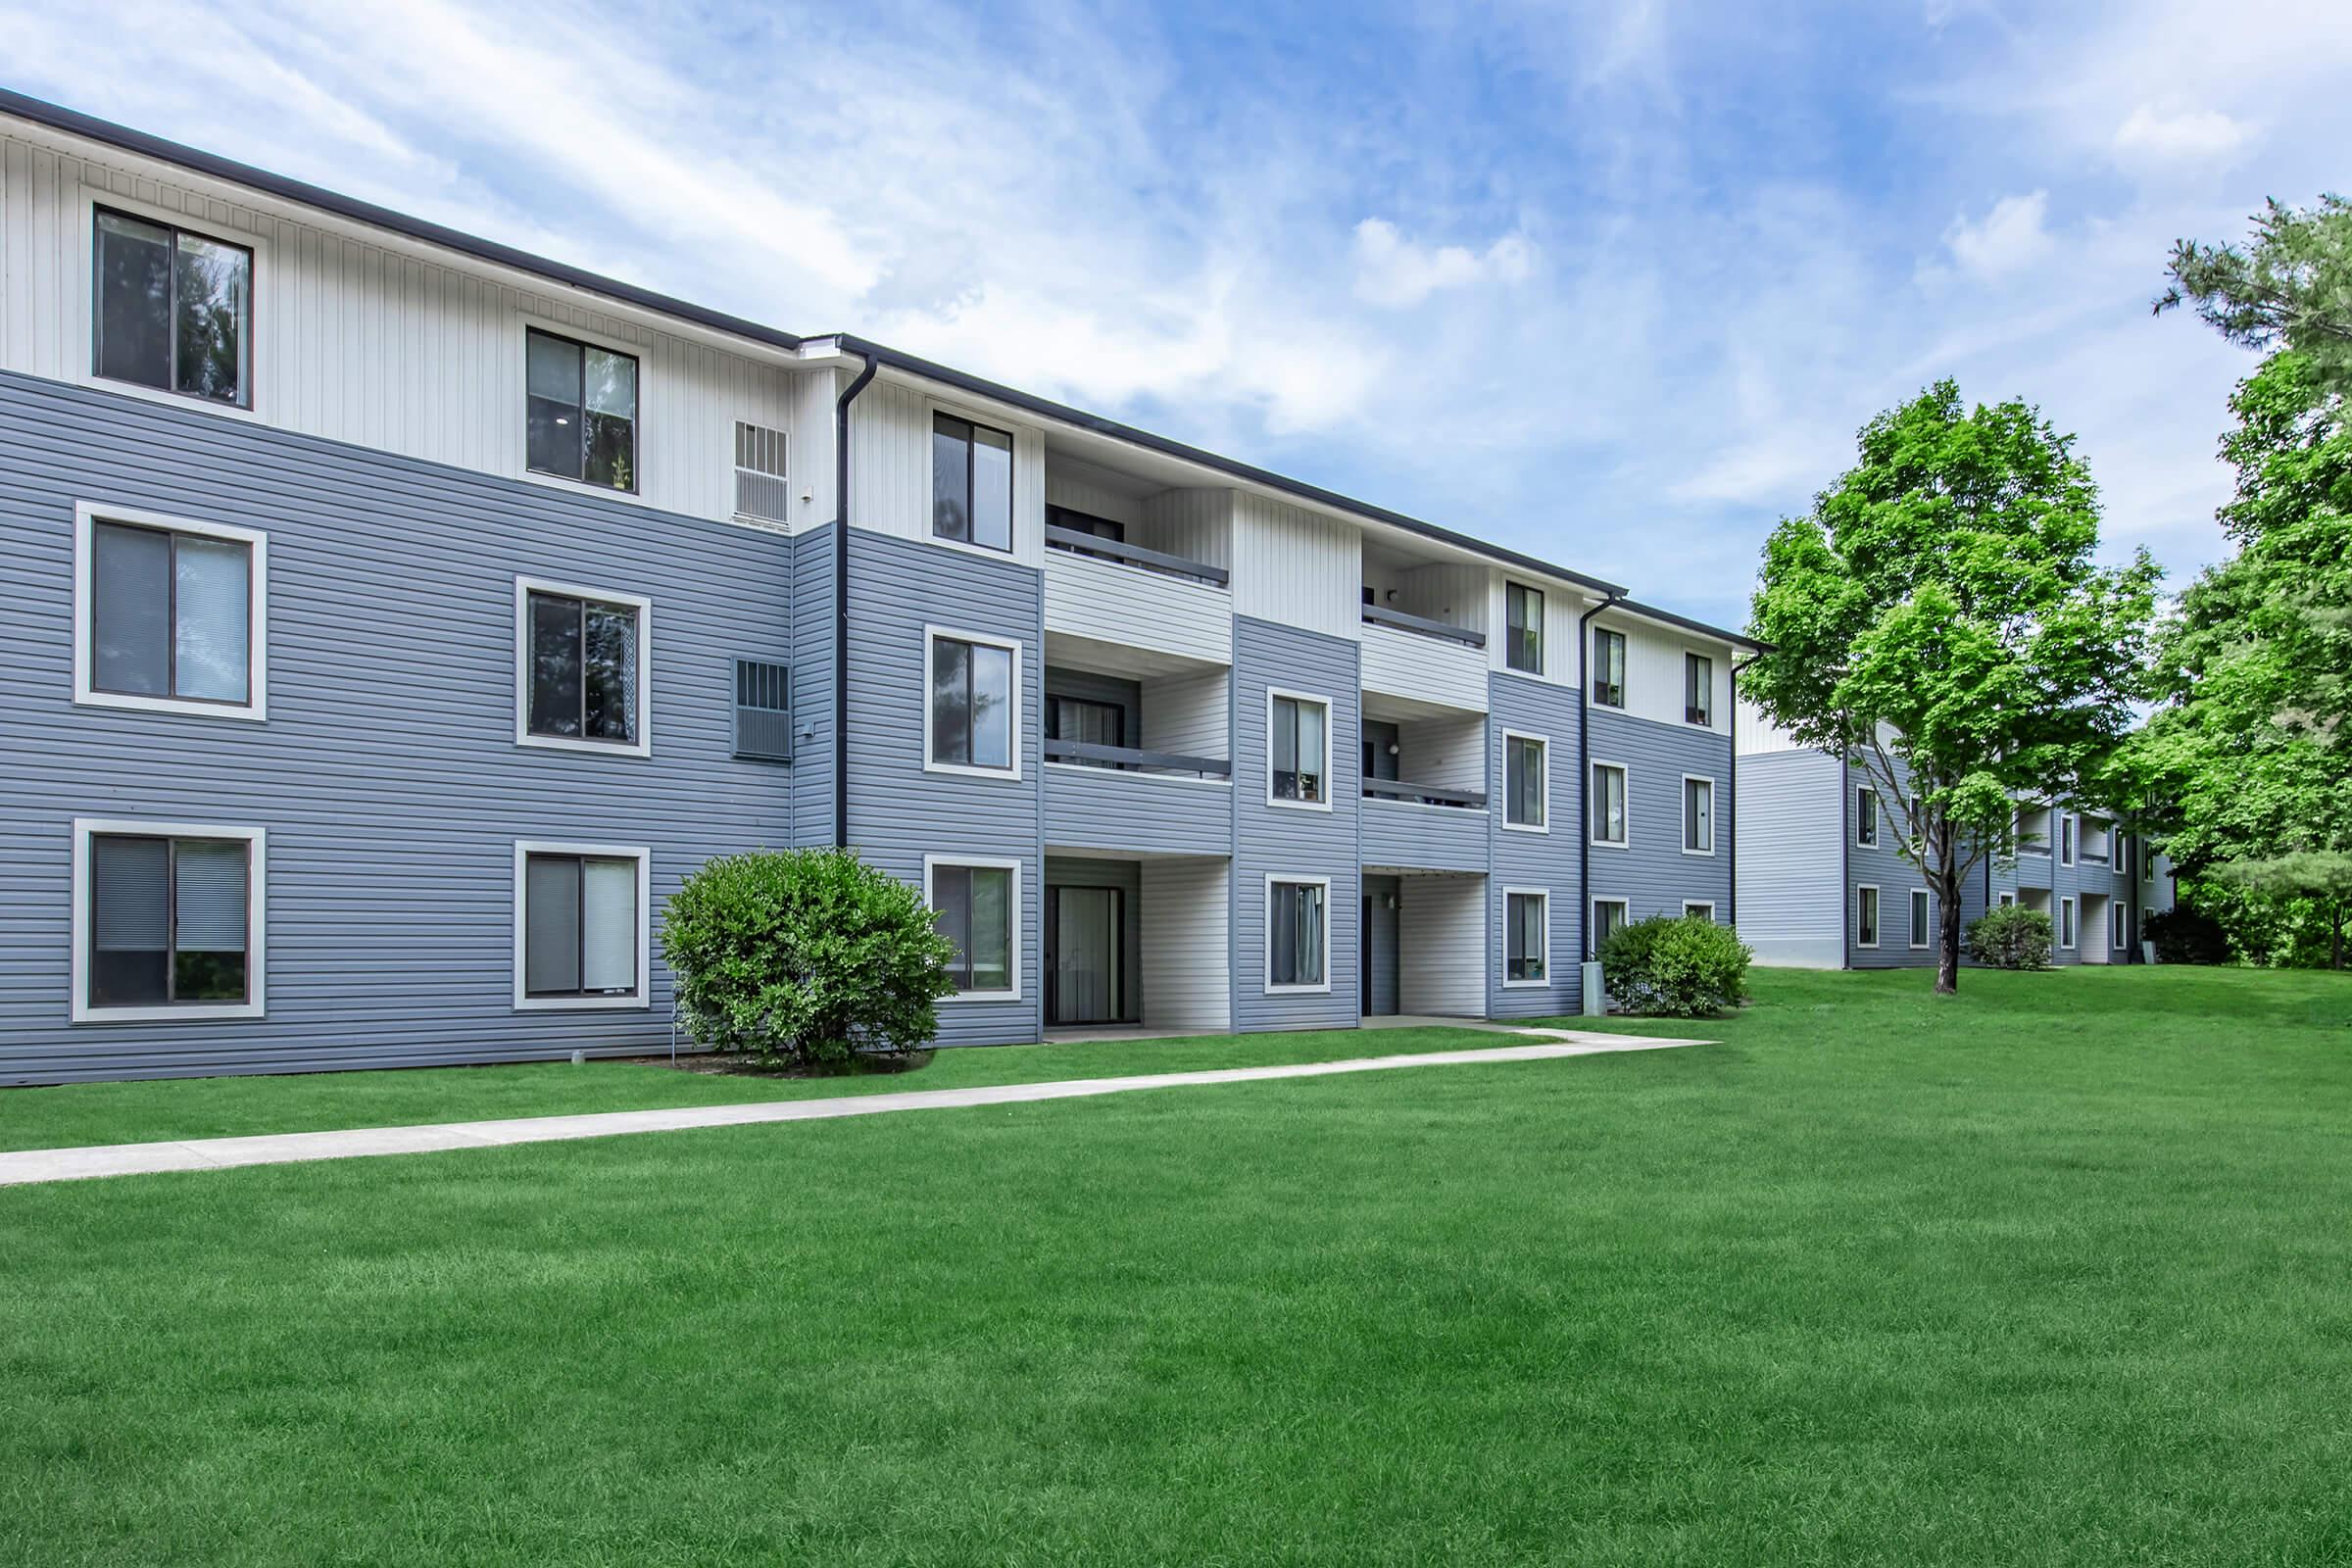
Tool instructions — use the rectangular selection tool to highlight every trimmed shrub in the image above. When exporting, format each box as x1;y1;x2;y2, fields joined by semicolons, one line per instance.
1601;913;1752;1018
1966;904;2053;969
662;848;956;1068
2144;904;2232;965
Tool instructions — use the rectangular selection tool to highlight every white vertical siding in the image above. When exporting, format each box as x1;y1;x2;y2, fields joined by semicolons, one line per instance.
1233;492;1358;640
1143;667;1230;759
1143;487;1234;569
850;373;1046;565
1399;875;1486;1015
1735;699;1808;756
0;129;815;529
1393;563;1490;635
1396;712;1487;792
1489;576;1594;687
1045;460;1145;527
1140;858;1230;1031
1598;613;1731;735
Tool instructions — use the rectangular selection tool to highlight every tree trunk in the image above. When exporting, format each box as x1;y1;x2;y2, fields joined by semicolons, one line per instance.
1936;875;1964;994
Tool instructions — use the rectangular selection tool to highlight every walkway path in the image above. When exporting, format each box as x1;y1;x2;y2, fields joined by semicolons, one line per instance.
0;1027;1703;1188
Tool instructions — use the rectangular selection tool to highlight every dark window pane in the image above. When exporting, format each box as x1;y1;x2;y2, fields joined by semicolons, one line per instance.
971;644;1012;769
526;332;584;480
525;855;583;995
582;604;638;742
90;834;171;1006
95;213;172;390
933;866;971;987
91;521;172;696
1507;585;1542;673
971;423;1013;551
1271;697;1298;796
583;348;636;490
1270;884;1298;985
528;592;583;737
172;233;249;404
931;638;971;764
932;416;970;542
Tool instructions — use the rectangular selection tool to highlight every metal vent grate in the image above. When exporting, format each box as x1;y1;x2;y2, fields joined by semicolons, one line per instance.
734;421;791;523
732;658;792;761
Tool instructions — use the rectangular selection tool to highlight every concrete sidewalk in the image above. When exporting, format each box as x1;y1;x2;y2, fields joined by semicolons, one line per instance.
0;1027;1702;1188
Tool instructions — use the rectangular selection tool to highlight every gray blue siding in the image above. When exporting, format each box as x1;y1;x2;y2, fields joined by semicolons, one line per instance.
1733;749;1844;967
1360;874;1401;1014
1045;766;1234;858
0;372;796;1084
1487;671;1586;1017
1360;797;1489;874
1585;706;1733;928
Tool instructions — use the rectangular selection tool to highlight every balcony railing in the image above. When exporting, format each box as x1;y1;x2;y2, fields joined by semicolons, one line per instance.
1360;602;1487;649
1046;524;1228;588
1045;737;1231;779
1362;778;1487;809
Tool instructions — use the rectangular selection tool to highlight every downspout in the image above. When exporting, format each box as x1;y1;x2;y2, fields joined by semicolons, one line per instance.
831;351;878;849
1840;741;1852;969
1578;592;1624;958
1729;653;1763;928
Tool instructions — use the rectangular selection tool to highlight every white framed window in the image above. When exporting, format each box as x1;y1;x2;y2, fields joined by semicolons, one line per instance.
2059;896;2078;949
2110;827;2127;874
1856;884;1881;949
1591;897;1630;952
1267;689;1333;809
72;817;265;1023
1501;729;1547;831
1264;874;1331;993
2112;902;2129;950
89;203;255;413
925;856;1022;1002
931;406;1016;556
1503;887;1549;986
1997;891;2016;908
74;503;268;721
514;576;652;757
2059;812;2077;867
924;625;1024;778
1683;901;1716;922
1590;760;1629;847
514;841;649;1009
1504;583;1544;675
1590;626;1626;709
1682;774;1715;856
1684;651;1713;726
1856;785;1880;849
1909;888;1931;949
526;325;639;494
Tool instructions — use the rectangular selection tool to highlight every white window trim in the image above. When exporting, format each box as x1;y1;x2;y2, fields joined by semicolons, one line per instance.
2060;895;2079;950
1500;885;1551;988
1499;728;1549;834
1683;901;1716;922
514;311;652;506
75;185;270;423
1908;887;1932;950
1589;759;1630;849
1587;625;1628;710
922;624;1026;781
1681;772;1717;857
1503;581;1545;678
511;840;651;1011
1681;647;1717;729
923;394;1032;564
1262;872;1334;995
2113;902;2129;949
1265;687;1336;812
1591;897;1630;952
73;502;269;721
2058;812;2077;867
71;816;267;1023
1856;785;1881;850
513;576;654;758
1855;884;1881;950
924;854;1025;1004
1997;891;2017;908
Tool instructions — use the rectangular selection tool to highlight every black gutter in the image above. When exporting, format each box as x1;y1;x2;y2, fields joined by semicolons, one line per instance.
827;334;1630;599
1578;592;1624;960
0;88;808;360
1839;742;1853;970
1614;597;1771;652
831;352;878;849
1728;653;1765;927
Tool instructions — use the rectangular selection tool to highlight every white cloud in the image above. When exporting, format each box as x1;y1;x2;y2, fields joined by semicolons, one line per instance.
2112;104;2254;167
1942;190;2054;281
1349;220;1538;310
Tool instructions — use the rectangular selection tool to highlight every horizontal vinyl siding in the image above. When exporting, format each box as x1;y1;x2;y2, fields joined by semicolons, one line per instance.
1734;749;1843;967
1844;754;1987;969
1360;800;1490;874
1233;615;1358;1031
1044;768;1233;858
1586;707;1732;929
841;528;1043;1045
1489;672;1585;1015
0;372;795;1083
1360;620;1489;713
1140;858;1229;1031
1042;548;1233;666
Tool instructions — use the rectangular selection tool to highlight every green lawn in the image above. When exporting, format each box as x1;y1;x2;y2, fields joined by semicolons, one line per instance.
5;966;2349;1565
0;1025;1524;1153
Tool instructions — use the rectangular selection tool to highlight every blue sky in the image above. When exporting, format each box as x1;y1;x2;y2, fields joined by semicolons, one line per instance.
10;0;2350;627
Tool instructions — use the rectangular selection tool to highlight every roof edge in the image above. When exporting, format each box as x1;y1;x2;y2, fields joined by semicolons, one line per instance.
1608;597;1769;651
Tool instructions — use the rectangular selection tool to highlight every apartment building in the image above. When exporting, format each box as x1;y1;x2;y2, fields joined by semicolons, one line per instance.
1735;710;2175;968
0;93;1751;1084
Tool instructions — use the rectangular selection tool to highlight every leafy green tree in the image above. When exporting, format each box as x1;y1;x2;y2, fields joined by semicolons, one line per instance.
2158;195;2352;396
1746;380;2160;994
2128;352;2352;967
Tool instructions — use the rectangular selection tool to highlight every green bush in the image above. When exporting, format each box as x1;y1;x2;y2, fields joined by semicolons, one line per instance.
1965;904;2053;969
1600;913;1752;1018
2144;904;2232;965
661;848;956;1068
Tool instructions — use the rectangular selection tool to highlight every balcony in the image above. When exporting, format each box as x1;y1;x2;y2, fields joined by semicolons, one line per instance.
1360;614;1489;716
1045;748;1232;858
1361;791;1490;874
